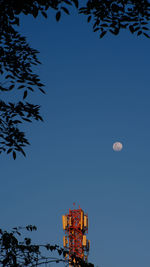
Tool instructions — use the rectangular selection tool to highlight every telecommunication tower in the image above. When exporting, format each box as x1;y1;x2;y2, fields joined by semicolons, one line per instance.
62;205;90;265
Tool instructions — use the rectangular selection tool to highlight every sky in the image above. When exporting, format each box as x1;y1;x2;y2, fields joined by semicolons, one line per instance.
1;4;150;267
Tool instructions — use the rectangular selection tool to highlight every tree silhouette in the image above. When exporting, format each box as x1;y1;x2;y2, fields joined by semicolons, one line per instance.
80;0;150;38
0;225;94;266
0;0;150;159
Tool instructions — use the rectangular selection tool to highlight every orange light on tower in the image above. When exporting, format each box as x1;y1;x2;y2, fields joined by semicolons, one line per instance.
62;205;90;265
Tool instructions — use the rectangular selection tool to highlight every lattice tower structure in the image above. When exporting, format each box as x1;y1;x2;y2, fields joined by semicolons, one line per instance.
62;206;90;264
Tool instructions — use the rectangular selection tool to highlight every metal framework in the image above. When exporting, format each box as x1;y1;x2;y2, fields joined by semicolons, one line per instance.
62;205;90;264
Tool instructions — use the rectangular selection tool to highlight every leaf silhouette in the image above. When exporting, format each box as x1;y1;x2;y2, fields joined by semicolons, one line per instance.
56;11;61;21
61;7;70;14
23;90;28;99
13;151;16;160
100;31;107;38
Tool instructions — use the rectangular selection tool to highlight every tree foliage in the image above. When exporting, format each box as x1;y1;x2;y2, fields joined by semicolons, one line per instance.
80;0;150;38
0;0;79;159
0;0;150;159
0;225;94;266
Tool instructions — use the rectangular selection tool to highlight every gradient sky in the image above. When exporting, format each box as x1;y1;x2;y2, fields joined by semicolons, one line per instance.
1;6;150;267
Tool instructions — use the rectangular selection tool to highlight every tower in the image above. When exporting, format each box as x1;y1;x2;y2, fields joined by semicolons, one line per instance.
62;205;90;265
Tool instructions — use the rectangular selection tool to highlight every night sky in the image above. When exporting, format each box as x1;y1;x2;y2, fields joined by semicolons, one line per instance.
1;7;150;267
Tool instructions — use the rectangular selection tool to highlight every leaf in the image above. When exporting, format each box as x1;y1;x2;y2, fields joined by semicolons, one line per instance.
7;148;12;154
100;23;108;27
18;85;25;89
141;22;148;25
13;120;22;124
32;6;38;18
61;7;70;15
5;74;14;79
142;27;149;30
13;151;16;160
93;27;99;32
41;11;47;18
32;225;37;231
23;90;28;99
16;231;21;236
38;115;43;122
37;83;44;87
9;84;15;90
22;118;32;122
58;249;62;255
129;25;134;33
87;16;91;23
56;11;61;21
46;244;50;250
134;26;140;32
109;28;114;34
27;87;34;92
25;238;31;245
137;30;142;36
39;88;45;94
72;0;78;8
63;0;72;5
132;23;139;26
20;149;26;157
143;32;150;38
93;19;100;28
100;31;107;38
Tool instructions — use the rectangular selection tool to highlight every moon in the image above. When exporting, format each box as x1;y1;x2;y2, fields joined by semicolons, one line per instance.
113;142;123;151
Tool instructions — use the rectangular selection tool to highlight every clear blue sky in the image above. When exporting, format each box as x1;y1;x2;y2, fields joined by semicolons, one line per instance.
1;6;150;267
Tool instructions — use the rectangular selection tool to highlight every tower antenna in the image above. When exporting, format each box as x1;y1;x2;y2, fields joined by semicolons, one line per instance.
62;206;90;265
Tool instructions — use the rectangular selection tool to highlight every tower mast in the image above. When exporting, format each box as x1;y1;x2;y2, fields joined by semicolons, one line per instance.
62;205;90;265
